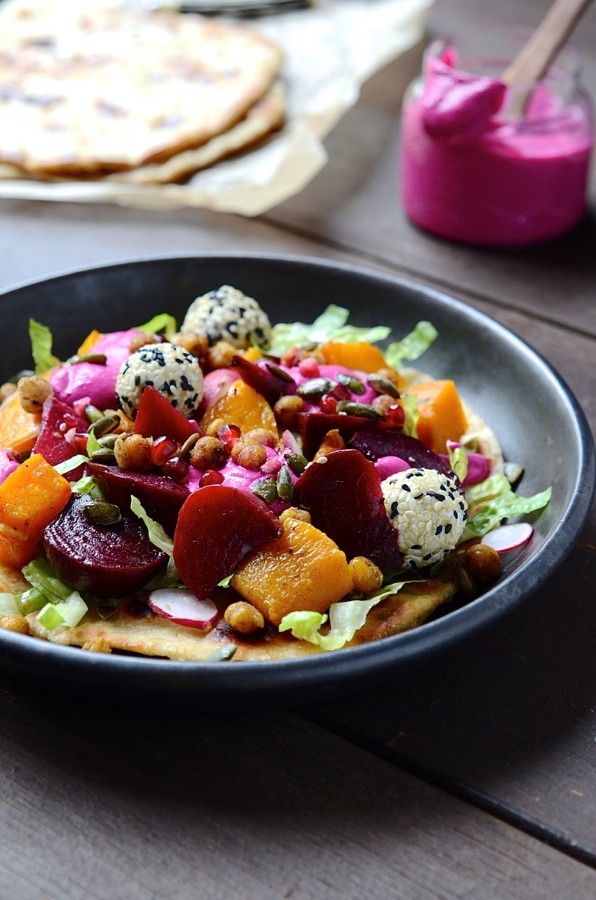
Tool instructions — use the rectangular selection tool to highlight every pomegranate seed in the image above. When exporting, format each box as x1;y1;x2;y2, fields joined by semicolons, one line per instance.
319;393;338;413
151;436;179;466
298;358;320;378
162;456;189;482
217;423;242;452
199;469;225;487
384;403;405;428
331;383;351;401
73;432;91;454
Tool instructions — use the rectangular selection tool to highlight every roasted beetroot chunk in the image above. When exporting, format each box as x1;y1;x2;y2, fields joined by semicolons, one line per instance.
173;485;283;601
87;463;189;535
348;429;454;477
43;494;167;597
230;355;289;406
134;385;197;443
33;396;88;478
293;448;403;573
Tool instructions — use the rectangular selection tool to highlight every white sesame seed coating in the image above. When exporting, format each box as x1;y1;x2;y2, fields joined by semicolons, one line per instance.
116;342;204;418
381;467;468;568
181;285;272;349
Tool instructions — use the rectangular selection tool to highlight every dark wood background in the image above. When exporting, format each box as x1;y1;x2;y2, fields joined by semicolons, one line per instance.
0;0;594;896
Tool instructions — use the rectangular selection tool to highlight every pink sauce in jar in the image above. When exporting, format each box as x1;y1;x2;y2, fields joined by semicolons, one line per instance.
400;32;593;246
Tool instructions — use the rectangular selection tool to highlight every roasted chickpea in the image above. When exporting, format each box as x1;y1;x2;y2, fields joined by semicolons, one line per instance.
189;435;228;470
114;433;153;471
224;601;265;635
349;556;384;594
273;395;304;430
17;375;53;414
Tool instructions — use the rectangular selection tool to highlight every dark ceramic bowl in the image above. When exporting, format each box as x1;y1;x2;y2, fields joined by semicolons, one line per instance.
0;254;593;707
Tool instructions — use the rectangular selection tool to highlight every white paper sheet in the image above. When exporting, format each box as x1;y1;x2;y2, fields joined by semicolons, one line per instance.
0;0;432;214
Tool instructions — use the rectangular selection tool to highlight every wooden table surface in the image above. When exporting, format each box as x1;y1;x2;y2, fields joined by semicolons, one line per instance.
1;1;595;897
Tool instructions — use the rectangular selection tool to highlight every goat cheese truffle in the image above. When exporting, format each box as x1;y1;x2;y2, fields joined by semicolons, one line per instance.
181;285;272;349
381;467;467;568
116;342;203;418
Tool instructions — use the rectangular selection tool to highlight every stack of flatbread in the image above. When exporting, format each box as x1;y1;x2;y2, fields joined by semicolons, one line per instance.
0;1;286;185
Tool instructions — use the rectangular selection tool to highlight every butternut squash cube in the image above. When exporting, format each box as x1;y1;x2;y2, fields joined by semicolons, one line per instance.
0;391;41;455
231;518;353;626
320;340;389;374
407;379;468;453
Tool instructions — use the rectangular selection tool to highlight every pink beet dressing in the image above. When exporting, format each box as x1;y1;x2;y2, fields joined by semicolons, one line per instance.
400;43;593;246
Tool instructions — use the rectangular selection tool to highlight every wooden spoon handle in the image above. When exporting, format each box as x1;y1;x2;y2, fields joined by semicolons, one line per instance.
502;0;592;87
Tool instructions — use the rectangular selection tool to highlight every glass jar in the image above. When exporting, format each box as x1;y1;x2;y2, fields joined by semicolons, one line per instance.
399;28;593;247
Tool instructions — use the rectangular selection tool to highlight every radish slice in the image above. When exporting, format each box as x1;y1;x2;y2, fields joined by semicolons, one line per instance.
481;522;533;553
148;588;219;628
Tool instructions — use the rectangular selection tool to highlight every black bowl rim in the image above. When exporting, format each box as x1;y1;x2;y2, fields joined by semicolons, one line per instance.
0;252;594;700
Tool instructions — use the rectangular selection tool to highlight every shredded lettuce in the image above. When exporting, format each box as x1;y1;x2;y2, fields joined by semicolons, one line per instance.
384;321;438;368
69;474;103;498
0;593;20;616
280;582;407;650
135;313;177;338
29;318;60;375
399;393;420;439
130;496;173;555
86;430;102;457
217;573;234;588
22;558;73;602
10;559;81;621
268;304;390;356
54;454;89;476
129;496;181;587
448;444;469;483
37;591;87;630
463;476;552;539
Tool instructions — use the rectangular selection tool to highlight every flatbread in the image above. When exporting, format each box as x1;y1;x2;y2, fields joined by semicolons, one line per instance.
0;2;284;177
24;580;455;661
108;81;286;185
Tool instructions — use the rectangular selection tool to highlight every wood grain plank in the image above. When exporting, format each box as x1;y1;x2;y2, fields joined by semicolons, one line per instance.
303;543;596;864
0;687;595;899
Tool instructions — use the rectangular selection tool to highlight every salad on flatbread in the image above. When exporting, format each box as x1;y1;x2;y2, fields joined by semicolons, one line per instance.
0;287;551;661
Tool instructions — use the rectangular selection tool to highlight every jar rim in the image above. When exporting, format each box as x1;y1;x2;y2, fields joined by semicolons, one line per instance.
425;25;583;88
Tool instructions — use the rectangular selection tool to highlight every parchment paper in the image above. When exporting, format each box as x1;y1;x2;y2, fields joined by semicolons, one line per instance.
0;0;432;215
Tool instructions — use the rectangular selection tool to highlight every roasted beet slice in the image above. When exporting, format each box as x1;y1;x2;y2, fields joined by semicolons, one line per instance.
43;494;167;597
173;485;283;601
33;396;88;478
230;355;290;406
349;429;454;477
293;448;403;573
299;411;374;459
135;385;197;443
87;462;189;535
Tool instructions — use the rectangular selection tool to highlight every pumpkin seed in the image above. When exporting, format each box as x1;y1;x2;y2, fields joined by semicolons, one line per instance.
98;433;119;449
250;477;278;504
265;363;295;384
84;404;104;424
297;377;335;400
67;352;107;366
89;448;117;464
206;644;237;662
368;374;400;398
336;400;382;419
276;465;294;502
179;432;201;459
82;500;122;526
337;372;366;394
286;453;308;476
90;413;120;438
